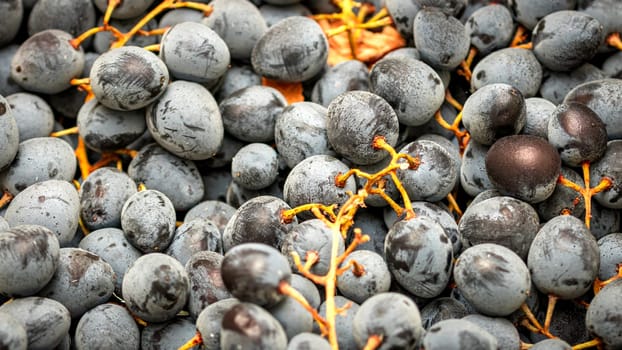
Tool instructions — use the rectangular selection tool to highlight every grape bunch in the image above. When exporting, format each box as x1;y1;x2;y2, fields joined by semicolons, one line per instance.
1;0;622;350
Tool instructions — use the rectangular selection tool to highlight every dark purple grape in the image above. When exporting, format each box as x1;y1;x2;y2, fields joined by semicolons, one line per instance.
528;215;599;299
185;250;231;319
464;4;514;55
0;0;22;47
27;0;96;40
564;79;622;140
5;92;54;141
532;11;604;72
11;29;84;95
458;196;540;259
586;279;622;349
38;247;115;318
90;46;169;111
251;16;328;82
231;143;279;190
141;317;197;350
203;0;268;61
74;303;140;350
122;252;189;323
591;140;622;209
221;242;291;307
121;189;176;253
486;135;561;203
0;225;60;297
512;0;577;30
547;102;608;167
352;292;423;349
222;195;296;251
540;63;606;105
167;219;222;265
196;298;239;350
128;143;204;211
0;311;27;350
0;296;71;350
423;319;497;350
454;243;530;316
220;302;288;349
312;60;369;107
184;200;236;234
79;167;137;231
420;297;468;329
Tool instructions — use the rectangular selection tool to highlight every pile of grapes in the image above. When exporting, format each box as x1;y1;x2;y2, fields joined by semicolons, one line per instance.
1;0;622;349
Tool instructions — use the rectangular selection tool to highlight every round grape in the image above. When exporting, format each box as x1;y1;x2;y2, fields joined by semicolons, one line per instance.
74;303;140;350
231;143;279;190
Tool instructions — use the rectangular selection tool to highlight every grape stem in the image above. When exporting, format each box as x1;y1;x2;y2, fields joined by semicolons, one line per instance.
572;338;603;350
510;25;529;47
177;332;202;350
0;190;14;209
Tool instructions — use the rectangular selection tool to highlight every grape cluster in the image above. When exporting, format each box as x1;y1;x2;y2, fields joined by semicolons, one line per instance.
1;1;622;350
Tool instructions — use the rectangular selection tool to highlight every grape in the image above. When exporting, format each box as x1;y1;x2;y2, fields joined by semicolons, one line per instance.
79;167;137;231
185;250;231;319
196;298;240;350
548;102;608;167
317;296;359;350
77;99;146;152
141;317;197;350
417;133;461;170
122;252;189;323
287;333;331;350
225;180;284;208
454;243;530;316
512;0;577;30
369;56;445;126
578;0;622;37
424;319;497;350
274;102;334;169
590;201;622;240
222;195;296;251
146;80;224;160
290;274;321;309
220;302;288;350
128;143;204;211
283;155;356;219
529;299;591;345
74;303;140;350
0;216;8;231
281;218;345;275
471;47;543;98
0;45;24;96
4;180;80;246
219;85;287;142
27;0;96;40
565;79;622;140
203;0;268;61
215;64;262;101
0;0;22;47
251;16;328;82
260;3;312;27
462;83;526;145
120;189;176;253
351;208;389;256
92;0;155;20
530;338;572;350
352;292;423;349
540;63;606;105
159;21;230;88
90;46;169;111
93;16;159;53
0;296;71;350
522;97;556;138
0;225;60;297
231;143;279;190
269;293;314;340
596;233;622;280
420;297;468;329
78;227;142;294
486;135;561;203
38;247;115;318
159;8;205;27
458;196;540;259
5;92;54;141
385;216;453;299
528;215;600;299
385;0;420;43
337;250;391;304
586;279;622;348
184;200;236;233
167;219;222;265
464;4;514;56
327;91;399;164
460;140;494;196
396;140;459;202
532;11;604;72
413;7;470;71
591;140;622;209
414;0;466;16
602;51;622;78
11;29;85;94
536;167;586;221
199;133;246;169
312;60;370;107
0;311;27;350
462;314;520;350
221;242;291;307
0;96;18;172
1;137;77;195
